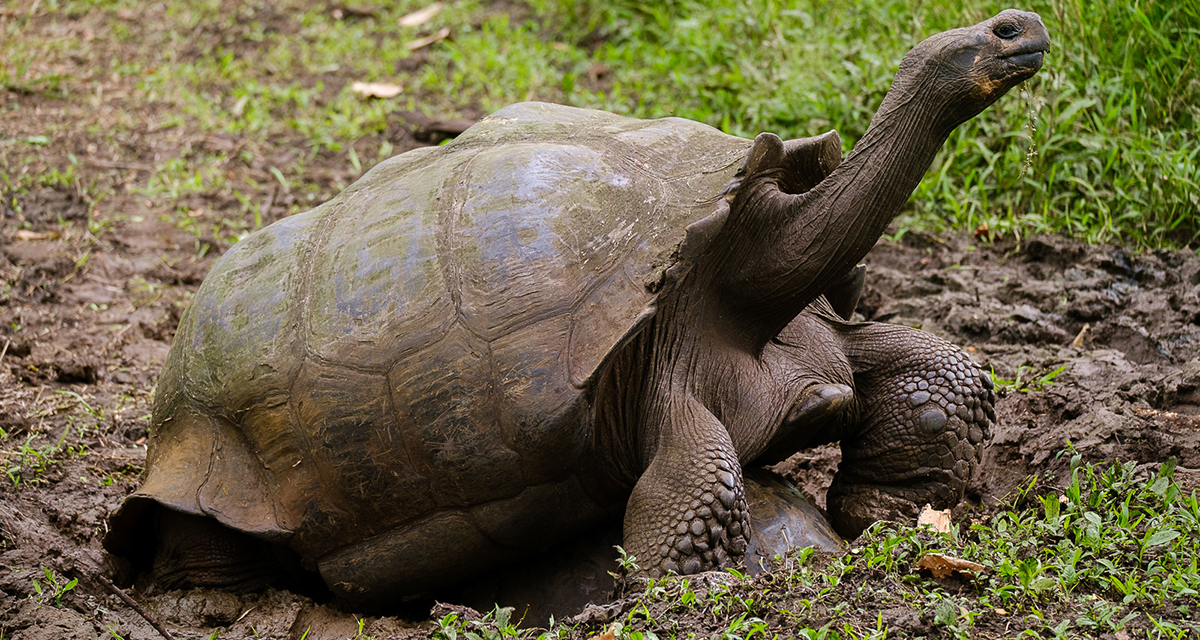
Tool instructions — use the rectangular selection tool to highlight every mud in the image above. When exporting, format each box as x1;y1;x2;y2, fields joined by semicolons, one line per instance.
781;234;1200;515
4;212;1199;638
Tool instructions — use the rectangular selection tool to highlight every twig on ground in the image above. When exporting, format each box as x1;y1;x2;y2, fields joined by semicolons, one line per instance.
95;572;178;640
260;185;278;226
85;158;155;172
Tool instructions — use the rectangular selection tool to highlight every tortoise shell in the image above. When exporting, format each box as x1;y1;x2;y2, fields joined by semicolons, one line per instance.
108;103;755;590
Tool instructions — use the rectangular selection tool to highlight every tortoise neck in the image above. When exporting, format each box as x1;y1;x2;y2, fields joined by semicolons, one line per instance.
714;63;957;348
802;70;953;275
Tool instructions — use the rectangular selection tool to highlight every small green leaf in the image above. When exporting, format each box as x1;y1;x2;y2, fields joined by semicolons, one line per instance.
268;166;290;191
1030;576;1057;593
1042;494;1060;521
493;606;512;630
1149;476;1170;495
1145;529;1180;547
1160;457;1178;479
933;599;958;626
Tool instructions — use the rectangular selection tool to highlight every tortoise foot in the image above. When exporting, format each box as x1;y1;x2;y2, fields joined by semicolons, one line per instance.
825;479;923;540
654;451;752;576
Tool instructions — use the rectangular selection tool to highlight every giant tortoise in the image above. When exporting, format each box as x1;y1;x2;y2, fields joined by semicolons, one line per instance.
106;10;1048;607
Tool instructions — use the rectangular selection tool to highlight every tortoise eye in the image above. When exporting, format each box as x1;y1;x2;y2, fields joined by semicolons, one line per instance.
994;23;1020;39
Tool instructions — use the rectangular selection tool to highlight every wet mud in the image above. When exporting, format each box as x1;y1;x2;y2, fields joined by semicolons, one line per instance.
4;215;1199;638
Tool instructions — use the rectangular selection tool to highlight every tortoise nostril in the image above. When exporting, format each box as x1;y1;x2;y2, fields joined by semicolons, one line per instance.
994;23;1020;39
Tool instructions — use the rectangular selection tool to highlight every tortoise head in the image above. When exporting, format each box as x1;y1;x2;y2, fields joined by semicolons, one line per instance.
899;9;1050;130
706;10;1049;349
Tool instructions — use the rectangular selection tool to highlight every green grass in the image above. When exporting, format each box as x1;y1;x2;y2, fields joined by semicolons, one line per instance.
30;567;79;607
5;0;1194;247
430;457;1199;639
0;390;134;488
990;363;1069;393
503;0;1199;248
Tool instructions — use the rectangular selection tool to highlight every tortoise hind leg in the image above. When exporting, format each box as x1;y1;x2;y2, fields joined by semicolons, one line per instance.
153;509;326;596
831;323;995;538
153;509;278;592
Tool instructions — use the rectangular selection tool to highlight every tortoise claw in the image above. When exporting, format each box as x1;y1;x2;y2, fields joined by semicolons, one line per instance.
755;383;855;466
785;383;854;426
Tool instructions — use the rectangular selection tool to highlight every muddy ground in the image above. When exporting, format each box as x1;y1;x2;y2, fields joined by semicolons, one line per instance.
4;207;1200;639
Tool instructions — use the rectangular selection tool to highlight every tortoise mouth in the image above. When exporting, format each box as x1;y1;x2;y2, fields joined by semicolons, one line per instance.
1000;49;1045;72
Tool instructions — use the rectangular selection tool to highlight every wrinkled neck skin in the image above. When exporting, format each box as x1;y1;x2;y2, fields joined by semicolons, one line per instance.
588;268;846;495
716;57;958;351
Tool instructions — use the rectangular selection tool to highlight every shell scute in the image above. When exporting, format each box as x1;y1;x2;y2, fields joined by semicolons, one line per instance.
386;323;527;509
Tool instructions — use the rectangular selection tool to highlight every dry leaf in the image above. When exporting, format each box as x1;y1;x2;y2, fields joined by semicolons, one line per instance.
1071;322;1091;347
917;504;953;534
586;628;616;640
406;26;450;51
15;230;60;241
916;552;986;579
351;81;403;99
398;2;442;27
973;221;991;241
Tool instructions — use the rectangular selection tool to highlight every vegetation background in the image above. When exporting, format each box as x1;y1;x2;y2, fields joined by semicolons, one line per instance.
5;0;1195;251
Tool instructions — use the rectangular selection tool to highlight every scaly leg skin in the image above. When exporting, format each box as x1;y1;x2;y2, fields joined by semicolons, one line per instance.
622;396;751;577
829;324;996;539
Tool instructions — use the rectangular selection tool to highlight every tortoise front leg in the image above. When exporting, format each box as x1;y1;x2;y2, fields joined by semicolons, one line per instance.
830;323;995;538
622;395;751;577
